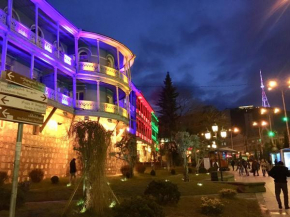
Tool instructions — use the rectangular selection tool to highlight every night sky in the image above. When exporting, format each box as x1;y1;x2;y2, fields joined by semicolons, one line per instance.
48;0;290;110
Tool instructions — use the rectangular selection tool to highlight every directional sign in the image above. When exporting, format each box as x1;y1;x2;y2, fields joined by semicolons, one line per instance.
0;105;44;125
1;70;45;92
0;81;47;103
0;94;47;114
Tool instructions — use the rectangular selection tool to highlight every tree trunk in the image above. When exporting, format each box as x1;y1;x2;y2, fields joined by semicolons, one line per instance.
183;151;189;182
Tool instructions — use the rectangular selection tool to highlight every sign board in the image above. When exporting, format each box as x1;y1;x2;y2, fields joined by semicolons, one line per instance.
0;105;44;125
1;70;45;92
0;94;46;114
0;81;47;103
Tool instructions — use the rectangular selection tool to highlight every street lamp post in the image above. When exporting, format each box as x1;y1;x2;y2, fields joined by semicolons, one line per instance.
260;107;280;150
253;121;268;156
204;124;227;181
268;80;290;147
229;127;240;150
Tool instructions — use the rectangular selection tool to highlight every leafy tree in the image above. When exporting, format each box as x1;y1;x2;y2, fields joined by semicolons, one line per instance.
157;72;179;140
72;121;112;215
175;132;199;182
111;133;137;177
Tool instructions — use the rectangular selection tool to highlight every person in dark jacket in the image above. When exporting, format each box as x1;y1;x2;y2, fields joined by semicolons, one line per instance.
231;160;235;171
69;158;77;184
268;161;290;209
252;160;259;176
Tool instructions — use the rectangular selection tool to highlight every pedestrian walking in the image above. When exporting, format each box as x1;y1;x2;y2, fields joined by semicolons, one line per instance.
268;161;290;209
260;159;267;177
231;160;235;171
242;159;249;176
69;158;77;185
252;159;259;176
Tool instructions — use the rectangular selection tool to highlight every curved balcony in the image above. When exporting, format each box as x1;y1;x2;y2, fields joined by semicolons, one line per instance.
8;16;74;67
78;62;128;85
76;100;128;119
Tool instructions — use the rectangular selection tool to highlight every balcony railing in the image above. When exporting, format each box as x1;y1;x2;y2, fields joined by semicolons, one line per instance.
45;87;55;100
9;17;73;67
58;93;73;107
0;9;6;26
76;100;128;118
76;100;98;110
79;62;129;84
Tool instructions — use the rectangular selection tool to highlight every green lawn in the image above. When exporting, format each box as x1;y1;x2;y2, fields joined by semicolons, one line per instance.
0;167;264;217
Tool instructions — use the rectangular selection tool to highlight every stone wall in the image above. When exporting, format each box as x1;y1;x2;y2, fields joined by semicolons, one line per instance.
0;113;125;182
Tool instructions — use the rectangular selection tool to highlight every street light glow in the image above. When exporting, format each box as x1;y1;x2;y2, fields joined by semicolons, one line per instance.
253;122;258;126
220;130;227;138
233;127;239;133
261;108;267;115
212;123;218;132
261;121;268;126
274;108;280;113
268;80;278;89
205;131;211;140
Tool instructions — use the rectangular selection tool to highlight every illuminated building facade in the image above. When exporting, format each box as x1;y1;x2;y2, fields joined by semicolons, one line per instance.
134;87;158;162
0;0;138;180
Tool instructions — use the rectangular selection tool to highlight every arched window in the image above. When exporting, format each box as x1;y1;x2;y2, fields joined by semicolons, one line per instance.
4;7;20;22
78;48;91;62
106;54;114;68
30;25;44;38
53;41;65;54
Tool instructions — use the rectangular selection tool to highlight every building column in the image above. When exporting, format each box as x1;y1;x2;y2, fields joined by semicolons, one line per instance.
74;36;79;70
35;3;39;45
7;0;13;29
97;39;100;72
30;54;34;79
57;22;60;58
73;75;76;108
116;86;119;114
117;48;120;77
126;94;130;117
97;80;100;111
54;67;58;101
128;93;131;120
1;35;8;72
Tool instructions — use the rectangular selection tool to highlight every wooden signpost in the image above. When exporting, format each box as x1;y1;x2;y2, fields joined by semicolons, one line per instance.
1;70;47;217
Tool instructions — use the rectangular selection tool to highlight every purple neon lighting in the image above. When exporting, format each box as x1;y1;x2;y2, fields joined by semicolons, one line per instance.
64;54;72;65
16;23;29;38
44;41;52;53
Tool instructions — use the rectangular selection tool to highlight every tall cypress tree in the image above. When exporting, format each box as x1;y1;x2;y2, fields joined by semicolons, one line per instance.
157;72;179;140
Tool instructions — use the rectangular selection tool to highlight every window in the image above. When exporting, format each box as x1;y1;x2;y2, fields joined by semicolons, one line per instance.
4;7;20;22
106;55;114;68
30;25;44;38
76;92;84;100
79;51;89;62
106;89;113;104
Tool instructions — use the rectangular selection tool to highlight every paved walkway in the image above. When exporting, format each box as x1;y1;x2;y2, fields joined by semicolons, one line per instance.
230;169;290;217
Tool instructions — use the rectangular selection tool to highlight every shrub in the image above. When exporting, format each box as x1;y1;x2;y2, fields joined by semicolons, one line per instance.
0;171;8;186
201;196;224;215
29;169;44;183
199;167;208;173
144;180;180;205
150;169;156;176
135;164;146;174
120;165;132;178
18;181;30;193
0;187;25;211
219;188;237;199
51;176;59;184
170;169;176;175
113;196;164;217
